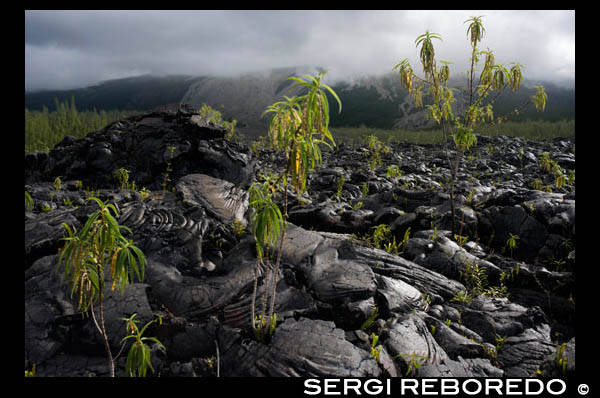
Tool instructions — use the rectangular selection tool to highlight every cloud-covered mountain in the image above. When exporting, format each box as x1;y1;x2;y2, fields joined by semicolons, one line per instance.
25;68;575;140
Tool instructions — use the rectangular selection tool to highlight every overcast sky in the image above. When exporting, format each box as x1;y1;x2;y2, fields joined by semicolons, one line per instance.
25;10;575;91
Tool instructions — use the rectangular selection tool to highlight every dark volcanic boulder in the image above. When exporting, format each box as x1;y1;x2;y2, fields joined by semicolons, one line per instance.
25;209;80;269
175;173;249;225
25;254;155;377
24;118;575;378
383;312;502;377
219;317;381;377
296;237;378;303
24;105;256;189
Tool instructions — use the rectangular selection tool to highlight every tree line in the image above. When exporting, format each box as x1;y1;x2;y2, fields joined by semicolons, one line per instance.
25;96;140;153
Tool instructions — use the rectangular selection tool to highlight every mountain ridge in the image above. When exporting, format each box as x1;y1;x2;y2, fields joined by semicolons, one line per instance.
25;68;575;139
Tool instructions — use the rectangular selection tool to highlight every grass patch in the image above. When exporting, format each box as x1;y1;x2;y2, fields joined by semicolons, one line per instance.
331;119;574;146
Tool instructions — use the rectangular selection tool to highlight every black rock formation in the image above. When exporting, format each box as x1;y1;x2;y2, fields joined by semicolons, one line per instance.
25;105;575;377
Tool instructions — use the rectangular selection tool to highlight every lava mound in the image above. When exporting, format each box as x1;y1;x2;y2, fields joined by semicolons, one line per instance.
25;104;575;377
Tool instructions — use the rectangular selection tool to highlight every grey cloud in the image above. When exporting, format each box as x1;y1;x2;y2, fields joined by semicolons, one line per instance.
25;10;575;91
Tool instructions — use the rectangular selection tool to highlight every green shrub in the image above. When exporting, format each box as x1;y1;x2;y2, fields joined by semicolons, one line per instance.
249;71;341;342
57;196;147;377
393;16;547;235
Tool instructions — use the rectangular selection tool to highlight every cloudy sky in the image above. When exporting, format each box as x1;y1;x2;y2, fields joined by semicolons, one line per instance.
25;10;575;91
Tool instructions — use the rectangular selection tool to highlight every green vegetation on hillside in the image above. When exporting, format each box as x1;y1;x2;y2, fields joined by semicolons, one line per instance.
25;75;204;112
326;83;406;129
331;119;574;146
25;73;573;144
26;96;573;156
25;96;140;153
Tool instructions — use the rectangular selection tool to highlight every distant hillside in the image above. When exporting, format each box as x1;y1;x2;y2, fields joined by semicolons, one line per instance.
25;74;204;112
26;69;575;140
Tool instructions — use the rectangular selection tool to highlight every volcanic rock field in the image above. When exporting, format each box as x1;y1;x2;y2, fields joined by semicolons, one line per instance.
25;104;575;377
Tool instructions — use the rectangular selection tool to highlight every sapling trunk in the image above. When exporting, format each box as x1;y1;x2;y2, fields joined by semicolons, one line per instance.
440;118;457;236
268;193;288;332
253;71;340;342
57;197;148;377
90;273;115;377
250;257;260;333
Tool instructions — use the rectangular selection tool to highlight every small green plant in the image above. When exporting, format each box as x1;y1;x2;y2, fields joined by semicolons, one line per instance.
421;292;432;308
482;271;509;298
396;352;428;376
223;119;241;142
567;169;575;185
41;203;52;212
536;367;543;376
198;103;241;142
539;152;552;173
553;164;566;189
371;224;392;249
555;342;568;375
360;181;369;197
120;313;166;377
386;165;402;180
25;189;34;212
360;306;379;331
530;178;543;191
161;146;176;191
84;186;100;200
445;318;452;327
506;233;519;257
561;238;573;252
253;313;277;343
383;236;400;254
451;290;473;305
57;196;147;377
53;176;62;193
524;202;535;215
138;187;151;201
352;201;364;211
25;363;36;377
454;234;469;247
364;135;386;170
231;219;246;239
552;258;566;272
251;135;268;155
75;180;83;190
494;333;507;352
63;198;73;207
250;140;260;155
460;259;489;296
336;175;345;198
369;333;383;363
114;167;131;190
400;227;411;248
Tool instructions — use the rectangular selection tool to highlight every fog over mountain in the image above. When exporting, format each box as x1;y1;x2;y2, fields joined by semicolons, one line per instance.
24;67;575;141
25;10;575;92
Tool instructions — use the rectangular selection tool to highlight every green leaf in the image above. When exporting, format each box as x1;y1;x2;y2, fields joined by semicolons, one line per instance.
321;83;342;114
120;333;137;344
142;343;153;375
287;76;311;88
125;344;136;376
105;203;119;218
86;196;104;209
79;210;100;238
130;245;146;281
